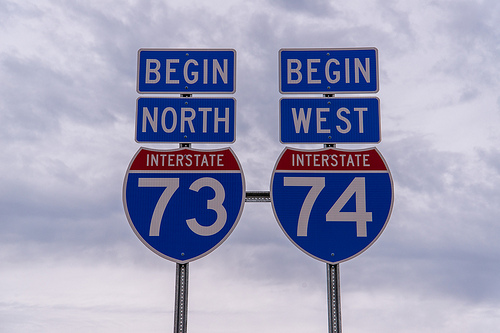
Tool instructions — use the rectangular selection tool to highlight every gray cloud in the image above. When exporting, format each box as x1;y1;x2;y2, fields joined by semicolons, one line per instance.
2;0;500;332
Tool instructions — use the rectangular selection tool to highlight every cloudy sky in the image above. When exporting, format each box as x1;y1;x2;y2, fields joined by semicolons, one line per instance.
2;0;500;332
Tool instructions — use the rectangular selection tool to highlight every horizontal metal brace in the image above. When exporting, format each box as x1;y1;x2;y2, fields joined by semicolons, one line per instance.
245;191;271;203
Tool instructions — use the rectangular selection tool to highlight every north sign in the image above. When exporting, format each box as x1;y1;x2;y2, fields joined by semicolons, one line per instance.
137;49;236;94
280;97;380;144
136;97;236;143
123;147;245;263
270;147;393;264
279;48;378;94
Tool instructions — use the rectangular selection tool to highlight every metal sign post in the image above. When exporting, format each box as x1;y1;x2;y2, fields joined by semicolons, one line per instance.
327;263;341;333
324;142;341;333
174;143;191;333
174;262;189;333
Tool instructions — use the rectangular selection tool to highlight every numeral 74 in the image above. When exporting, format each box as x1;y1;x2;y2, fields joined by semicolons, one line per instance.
283;177;372;237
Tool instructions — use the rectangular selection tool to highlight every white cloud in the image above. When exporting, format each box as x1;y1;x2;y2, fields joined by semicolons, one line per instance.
1;0;500;332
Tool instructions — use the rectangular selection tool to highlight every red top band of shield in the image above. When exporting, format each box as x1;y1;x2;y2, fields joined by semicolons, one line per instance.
129;147;241;171
275;147;388;172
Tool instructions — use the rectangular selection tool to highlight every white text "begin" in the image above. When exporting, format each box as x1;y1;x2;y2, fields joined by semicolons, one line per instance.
144;58;229;85
287;58;371;85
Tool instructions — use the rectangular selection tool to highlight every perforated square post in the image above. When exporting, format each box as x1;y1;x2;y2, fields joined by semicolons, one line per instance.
327;263;342;333
174;263;189;333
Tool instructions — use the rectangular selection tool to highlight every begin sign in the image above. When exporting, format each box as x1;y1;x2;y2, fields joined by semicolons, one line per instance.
279;48;378;94
137;49;236;94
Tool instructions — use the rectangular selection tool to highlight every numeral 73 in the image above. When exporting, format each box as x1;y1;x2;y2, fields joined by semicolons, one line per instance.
138;177;227;237
283;177;372;237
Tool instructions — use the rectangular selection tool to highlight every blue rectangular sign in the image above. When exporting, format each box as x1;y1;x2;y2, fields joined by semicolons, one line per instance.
136;97;236;143
279;48;378;94
137;49;236;94
280;97;380;144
